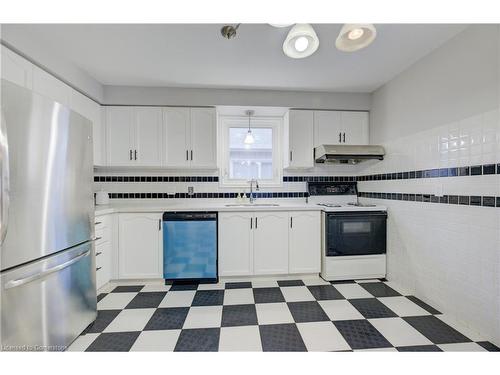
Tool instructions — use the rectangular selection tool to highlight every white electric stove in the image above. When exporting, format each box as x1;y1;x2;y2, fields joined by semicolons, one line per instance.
307;181;388;281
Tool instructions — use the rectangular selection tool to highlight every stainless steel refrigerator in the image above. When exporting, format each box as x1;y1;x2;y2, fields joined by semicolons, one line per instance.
0;79;96;351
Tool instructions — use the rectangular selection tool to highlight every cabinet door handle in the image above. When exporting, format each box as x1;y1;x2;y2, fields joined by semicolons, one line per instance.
129;149;133;160
255;217;258;229
96;252;102;256
95;221;102;225
190;150;193;161
290;217;293;228
159;219;162;231
186;150;189;161
290;151;293;162
134;150;137;160
343;133;346;143
339;132;342;143
250;217;253;229
96;267;102;272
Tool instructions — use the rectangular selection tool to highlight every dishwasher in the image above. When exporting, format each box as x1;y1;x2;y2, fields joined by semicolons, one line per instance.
163;212;218;283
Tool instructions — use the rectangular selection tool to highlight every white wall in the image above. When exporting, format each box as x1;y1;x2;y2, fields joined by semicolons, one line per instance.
360;25;500;345
103;85;371;110
0;24;104;102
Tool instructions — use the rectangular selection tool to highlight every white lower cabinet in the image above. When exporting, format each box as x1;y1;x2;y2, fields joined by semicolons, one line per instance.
219;210;320;276
118;213;163;279
289;211;321;274
253;212;289;275
218;212;254;276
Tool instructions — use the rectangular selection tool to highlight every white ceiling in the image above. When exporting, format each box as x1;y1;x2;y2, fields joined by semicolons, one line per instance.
15;24;467;93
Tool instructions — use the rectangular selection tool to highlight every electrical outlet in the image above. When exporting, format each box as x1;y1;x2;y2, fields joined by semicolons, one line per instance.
188;186;194;196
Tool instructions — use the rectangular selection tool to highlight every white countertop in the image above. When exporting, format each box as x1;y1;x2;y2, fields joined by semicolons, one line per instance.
95;199;386;216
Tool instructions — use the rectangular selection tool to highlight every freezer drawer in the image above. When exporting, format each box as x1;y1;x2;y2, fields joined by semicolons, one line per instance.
0;241;96;351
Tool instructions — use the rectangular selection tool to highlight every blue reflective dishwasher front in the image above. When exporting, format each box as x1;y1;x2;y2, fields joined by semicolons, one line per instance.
163;212;217;282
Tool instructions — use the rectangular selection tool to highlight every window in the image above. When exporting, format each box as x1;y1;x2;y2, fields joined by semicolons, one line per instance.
219;116;283;187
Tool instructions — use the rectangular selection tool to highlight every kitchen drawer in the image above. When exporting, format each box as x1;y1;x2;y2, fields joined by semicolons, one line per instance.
95;215;109;230
96;242;111;289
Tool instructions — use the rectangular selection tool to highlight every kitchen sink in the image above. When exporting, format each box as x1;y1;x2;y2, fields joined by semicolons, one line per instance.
224;203;280;207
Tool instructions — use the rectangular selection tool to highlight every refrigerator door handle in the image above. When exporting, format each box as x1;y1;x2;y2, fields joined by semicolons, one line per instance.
4;249;91;290
0;110;10;245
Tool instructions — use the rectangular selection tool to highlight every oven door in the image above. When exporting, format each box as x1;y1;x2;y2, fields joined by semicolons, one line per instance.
325;211;387;256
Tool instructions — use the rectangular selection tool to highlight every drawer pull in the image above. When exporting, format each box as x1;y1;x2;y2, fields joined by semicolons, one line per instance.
95;221;102;225
96;267;102;271
96;252;102;256
94;237;102;241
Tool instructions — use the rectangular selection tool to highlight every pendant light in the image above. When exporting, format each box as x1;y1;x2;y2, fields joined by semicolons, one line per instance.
244;110;255;145
283;23;319;59
335;24;377;52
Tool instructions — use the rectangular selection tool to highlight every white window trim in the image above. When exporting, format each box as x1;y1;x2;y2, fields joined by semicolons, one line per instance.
218;115;283;188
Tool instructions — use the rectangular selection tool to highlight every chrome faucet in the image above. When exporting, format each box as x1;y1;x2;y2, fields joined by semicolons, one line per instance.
248;179;259;203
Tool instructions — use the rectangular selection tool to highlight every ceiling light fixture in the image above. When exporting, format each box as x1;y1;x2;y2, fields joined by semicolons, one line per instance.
283;23;319;59
336;24;376;52
269;24;294;28
244;110;255;145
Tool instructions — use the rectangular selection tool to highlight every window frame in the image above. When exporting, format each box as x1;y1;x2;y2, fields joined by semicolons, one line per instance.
218;115;283;188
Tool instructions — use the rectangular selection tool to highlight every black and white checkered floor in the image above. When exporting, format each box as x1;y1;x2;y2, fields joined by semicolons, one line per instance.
68;278;500;352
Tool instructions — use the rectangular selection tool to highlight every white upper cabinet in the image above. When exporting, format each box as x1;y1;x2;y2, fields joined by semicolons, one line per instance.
284;110;314;169
135;107;163;166
253;212;289;275
163;107;217;169
1;45;33;89
341;111;369;145
289;211;321;274
190;108;217;168
105;106;163;167
163;107;190;168
106;107;136;166
314;110;343;147
32;65;71;107
313;110;369;146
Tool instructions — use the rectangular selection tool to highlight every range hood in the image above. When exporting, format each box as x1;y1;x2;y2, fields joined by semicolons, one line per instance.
314;145;385;164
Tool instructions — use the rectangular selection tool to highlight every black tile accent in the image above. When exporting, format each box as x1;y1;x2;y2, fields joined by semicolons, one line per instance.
174;328;220;352
406;296;441;314
287;301;330;323
83;310;121;334
448;195;459;205
482;164;496;175
259;323;307;352
97;293;107;302
334;320;392;350
125;292;167;309
225;282;252;289
470;165;482;175
470;196;481;206
86;331;140;352
482;196;496;207
144;307;189;330
277;280;305;287
111;285;144;293
307;285;344;300
192;290;225;306
403;316;471;344
253;287;285;304
396;345;442;352
459;195;470;205
221;304;258;327
458;167;470;176
348;298;398;319
359;282;401;298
